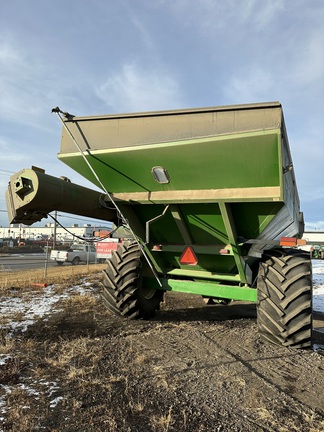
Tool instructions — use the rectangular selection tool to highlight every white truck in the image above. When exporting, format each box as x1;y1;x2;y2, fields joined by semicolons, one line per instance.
50;243;96;265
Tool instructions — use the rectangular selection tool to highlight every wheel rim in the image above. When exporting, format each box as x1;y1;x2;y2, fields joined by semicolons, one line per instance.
140;284;157;300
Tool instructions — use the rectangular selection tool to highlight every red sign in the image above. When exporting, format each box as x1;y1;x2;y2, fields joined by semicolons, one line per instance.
96;239;119;258
97;242;119;254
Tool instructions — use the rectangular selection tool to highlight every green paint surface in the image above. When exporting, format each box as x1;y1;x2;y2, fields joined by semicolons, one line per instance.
58;130;281;193
160;278;257;302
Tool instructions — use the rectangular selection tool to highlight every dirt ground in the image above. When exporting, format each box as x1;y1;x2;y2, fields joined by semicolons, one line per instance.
1;269;324;431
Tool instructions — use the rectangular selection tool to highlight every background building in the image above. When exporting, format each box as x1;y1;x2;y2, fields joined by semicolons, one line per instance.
301;231;324;251
0;223;110;242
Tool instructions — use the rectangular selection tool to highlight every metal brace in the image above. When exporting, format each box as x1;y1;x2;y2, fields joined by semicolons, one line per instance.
52;107;162;287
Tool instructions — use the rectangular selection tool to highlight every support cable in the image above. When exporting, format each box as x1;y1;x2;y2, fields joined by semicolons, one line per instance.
52;107;162;287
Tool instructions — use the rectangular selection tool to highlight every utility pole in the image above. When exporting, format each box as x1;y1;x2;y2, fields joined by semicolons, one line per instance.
53;210;57;249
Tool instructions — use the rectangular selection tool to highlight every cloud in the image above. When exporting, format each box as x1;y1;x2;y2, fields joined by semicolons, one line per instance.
0;37;86;132
292;29;324;87
164;0;283;34
239;0;284;28
223;27;324;111
95;63;184;112
223;67;275;103
305;221;324;231
0;137;28;163
128;12;156;53
0;39;46;121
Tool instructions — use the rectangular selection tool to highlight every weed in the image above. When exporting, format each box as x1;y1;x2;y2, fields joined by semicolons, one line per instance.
0;331;14;354
151;406;173;432
0;357;25;384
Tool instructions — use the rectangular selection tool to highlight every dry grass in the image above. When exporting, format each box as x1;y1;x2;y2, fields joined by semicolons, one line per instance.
151;406;173;431
0;263;106;291
0;333;15;354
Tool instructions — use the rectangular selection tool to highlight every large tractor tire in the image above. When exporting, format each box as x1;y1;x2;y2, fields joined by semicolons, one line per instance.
257;248;312;349
102;242;164;319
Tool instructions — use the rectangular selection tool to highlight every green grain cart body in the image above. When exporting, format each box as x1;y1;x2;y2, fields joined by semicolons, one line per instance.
58;102;301;289
6;102;312;348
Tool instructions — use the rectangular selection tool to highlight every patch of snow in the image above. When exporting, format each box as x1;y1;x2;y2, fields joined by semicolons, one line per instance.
50;396;64;408
0;282;94;334
0;376;63;422
0;282;92;424
0;357;11;366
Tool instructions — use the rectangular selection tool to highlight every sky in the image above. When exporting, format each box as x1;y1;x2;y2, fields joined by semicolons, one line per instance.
0;0;323;231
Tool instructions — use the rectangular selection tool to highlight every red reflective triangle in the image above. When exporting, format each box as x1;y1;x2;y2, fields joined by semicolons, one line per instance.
179;246;198;265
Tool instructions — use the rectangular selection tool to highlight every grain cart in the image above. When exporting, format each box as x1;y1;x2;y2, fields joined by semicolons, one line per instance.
6;102;312;349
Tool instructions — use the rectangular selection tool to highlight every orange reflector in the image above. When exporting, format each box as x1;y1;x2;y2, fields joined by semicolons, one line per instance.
179;246;198;265
280;237;297;247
